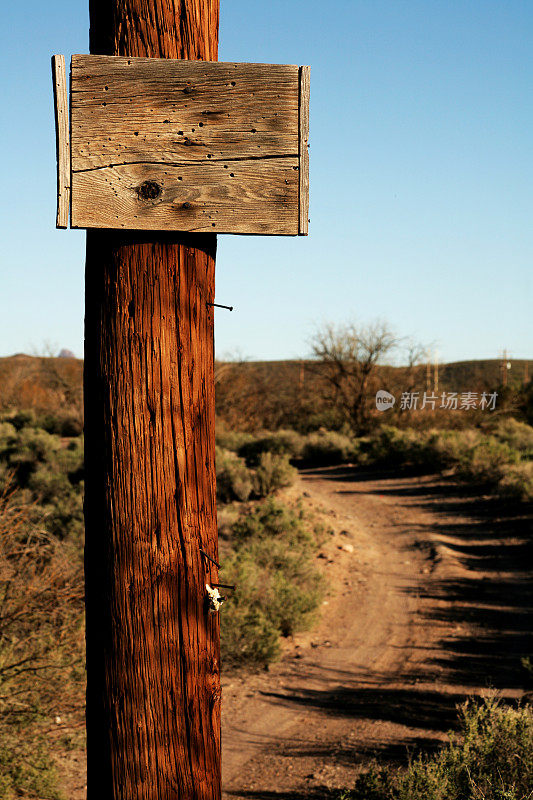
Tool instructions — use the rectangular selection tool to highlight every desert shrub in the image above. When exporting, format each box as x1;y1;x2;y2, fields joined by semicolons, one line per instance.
0;418;84;540
238;429;304;466
221;498;324;668
300;429;358;466
426;428;479;467
220;602;280;666
341;698;533;800
4;409;36;431
216;447;297;504
0;423;16;453
216;447;253;503
362;426;416;466
362;426;446;470
427;428;526;489
497;461;533;502
230;497;315;548
493;417;533;456
215;424;255;454
456;437;520;483
267;566;323;637
0;731;62;800
359;423;533;502
5;426;60;485
220;426;358;470
253;452;297;497
38;411;83;437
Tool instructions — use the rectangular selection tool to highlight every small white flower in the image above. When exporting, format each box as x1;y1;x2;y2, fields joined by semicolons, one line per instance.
55;716;62;724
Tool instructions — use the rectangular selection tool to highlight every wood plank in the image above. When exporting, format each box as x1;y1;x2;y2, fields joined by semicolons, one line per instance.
298;66;310;235
69;55;308;234
71;158;299;234
70;57;298;169
51;55;70;228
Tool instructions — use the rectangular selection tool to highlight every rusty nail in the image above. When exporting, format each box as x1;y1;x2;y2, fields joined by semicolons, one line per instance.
207;302;233;311
199;548;221;569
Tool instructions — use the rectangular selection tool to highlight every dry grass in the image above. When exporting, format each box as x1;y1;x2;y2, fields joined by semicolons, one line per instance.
0;488;84;798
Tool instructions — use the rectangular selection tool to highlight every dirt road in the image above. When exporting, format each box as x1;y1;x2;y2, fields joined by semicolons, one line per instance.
222;466;532;799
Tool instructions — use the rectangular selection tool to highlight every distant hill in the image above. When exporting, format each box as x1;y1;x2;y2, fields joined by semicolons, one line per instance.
0;354;83;416
222;358;530;393
0;355;529;426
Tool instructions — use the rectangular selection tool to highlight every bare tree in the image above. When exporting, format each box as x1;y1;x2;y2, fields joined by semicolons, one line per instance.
310;320;399;433
402;339;430;394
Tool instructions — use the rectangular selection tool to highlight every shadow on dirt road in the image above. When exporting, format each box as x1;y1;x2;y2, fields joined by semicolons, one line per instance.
312;465;533;691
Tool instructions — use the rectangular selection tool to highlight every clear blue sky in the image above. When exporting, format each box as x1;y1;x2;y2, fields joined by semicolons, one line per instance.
1;1;531;363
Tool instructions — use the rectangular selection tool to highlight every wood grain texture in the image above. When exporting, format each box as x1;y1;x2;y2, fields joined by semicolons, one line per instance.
84;1;221;800
89;0;219;60
72;158;298;233
51;55;70;228
85;234;219;800
298;66;310;235
69;55;302;233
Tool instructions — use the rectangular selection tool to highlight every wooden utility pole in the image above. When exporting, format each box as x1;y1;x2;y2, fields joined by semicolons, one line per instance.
84;1;221;799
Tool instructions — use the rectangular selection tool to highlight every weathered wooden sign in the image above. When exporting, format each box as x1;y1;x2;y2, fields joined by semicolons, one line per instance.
52;55;310;235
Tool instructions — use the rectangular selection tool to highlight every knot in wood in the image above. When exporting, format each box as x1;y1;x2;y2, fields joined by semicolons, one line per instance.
137;180;162;200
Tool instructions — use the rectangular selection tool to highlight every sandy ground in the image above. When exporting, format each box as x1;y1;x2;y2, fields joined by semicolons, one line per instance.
221;466;532;799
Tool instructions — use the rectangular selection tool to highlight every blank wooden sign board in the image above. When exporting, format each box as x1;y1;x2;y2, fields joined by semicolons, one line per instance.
52;55;310;235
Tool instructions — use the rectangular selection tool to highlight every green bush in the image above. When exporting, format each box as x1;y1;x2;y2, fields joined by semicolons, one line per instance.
342;698;533;800
221;603;280;667
361;426;451;470
0;731;63;800
497;462;533;502
426;428;478;467
300;429;358;466
37;411;83;437
253;452;297;497
456;437;519;483
5;409;37;431
359;423;533;502
238;429;304;466
0;416;84;540
218;426;359;470
215;424;255;454
268;567;323;637
0;423;16;452
216;447;253;503
6;426;60;484
230;497;315;548
221;498;324;668
493;418;533;456
216;447;297;504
